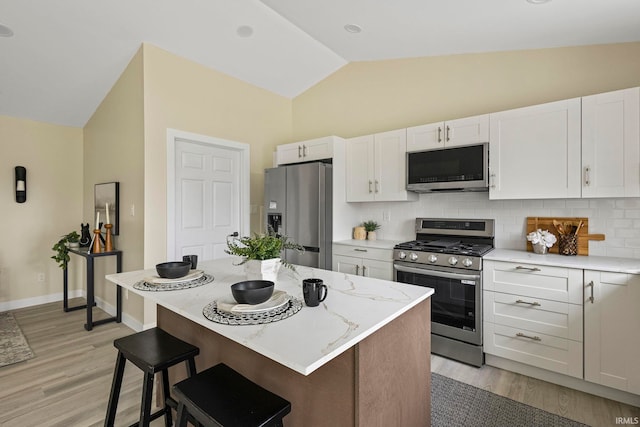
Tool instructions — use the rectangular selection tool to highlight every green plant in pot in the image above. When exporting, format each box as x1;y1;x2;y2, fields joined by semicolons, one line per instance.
225;228;304;281
363;220;381;240
51;231;81;269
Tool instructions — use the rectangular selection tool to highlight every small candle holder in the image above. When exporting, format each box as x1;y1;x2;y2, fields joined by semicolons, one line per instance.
92;229;103;253
104;224;114;252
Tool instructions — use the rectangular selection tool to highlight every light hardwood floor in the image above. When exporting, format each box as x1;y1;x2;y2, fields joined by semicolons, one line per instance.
2;300;639;426
431;354;640;427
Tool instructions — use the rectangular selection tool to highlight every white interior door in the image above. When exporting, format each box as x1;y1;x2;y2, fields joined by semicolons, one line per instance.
167;129;250;262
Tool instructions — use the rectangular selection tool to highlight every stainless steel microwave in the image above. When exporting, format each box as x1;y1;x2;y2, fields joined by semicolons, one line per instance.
406;143;489;193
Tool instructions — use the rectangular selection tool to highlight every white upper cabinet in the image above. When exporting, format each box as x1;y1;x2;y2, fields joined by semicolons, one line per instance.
276;136;336;165
346;129;418;202
581;87;640;198
407;114;489;152
489;98;582;200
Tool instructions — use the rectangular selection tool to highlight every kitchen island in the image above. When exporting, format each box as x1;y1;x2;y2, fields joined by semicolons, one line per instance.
106;257;434;426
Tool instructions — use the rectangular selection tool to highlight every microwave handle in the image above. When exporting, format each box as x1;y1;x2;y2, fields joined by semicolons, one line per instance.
394;264;481;282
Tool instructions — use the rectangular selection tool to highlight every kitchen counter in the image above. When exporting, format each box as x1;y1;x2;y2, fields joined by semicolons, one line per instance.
486;249;640;274
333;238;401;250
106;256;433;426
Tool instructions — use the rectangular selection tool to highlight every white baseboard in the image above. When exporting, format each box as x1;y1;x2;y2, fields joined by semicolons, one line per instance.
0;290;84;312
485;354;640;407
0;291;144;333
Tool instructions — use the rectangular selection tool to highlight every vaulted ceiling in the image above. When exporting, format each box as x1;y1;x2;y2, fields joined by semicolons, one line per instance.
1;0;639;127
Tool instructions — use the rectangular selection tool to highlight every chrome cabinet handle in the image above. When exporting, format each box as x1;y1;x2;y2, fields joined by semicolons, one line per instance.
437;127;442;143
584;166;591;186
368;180;373;193
362;265;367;276
446;125;451;142
298;145;302;158
303;144;307;157
489;172;496;189
587;280;594;303
516;332;541;341
354;248;368;252
516;299;541;307
375;180;379;193
515;266;541;272
355;265;360;275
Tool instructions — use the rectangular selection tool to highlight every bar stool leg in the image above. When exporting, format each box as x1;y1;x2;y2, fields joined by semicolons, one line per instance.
139;371;155;426
161;369;172;427
104;352;126;427
176;402;188;427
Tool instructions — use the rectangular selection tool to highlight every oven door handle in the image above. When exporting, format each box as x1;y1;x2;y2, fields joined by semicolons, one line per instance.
393;264;481;282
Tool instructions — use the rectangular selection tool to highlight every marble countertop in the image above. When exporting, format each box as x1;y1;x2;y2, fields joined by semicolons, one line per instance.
333;239;401;250
486;249;640;274
106;257;433;376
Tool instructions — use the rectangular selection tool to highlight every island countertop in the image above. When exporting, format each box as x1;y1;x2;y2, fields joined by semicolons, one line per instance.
106;256;433;376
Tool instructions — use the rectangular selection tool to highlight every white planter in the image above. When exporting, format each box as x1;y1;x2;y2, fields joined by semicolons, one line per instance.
367;231;377;241
244;258;282;282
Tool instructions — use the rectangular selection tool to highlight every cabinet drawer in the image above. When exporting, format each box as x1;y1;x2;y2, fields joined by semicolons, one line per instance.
484;322;583;378
332;244;392;262
484;291;582;341
483;260;583;304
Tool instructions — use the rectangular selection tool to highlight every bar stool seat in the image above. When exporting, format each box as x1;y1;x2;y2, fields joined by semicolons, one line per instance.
104;327;199;427
173;363;291;427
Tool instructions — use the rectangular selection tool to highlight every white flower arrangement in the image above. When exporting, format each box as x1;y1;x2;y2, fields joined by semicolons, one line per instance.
526;229;557;248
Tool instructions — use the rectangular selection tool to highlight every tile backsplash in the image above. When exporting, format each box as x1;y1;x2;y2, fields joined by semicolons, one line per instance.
347;192;640;259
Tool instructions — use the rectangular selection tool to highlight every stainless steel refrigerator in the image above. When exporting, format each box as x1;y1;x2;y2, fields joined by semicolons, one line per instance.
264;162;332;270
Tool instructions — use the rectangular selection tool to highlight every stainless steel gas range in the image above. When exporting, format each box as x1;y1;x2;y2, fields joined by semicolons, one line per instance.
393;218;495;367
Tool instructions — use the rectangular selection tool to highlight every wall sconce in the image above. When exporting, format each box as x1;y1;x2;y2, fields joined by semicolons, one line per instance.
15;166;26;203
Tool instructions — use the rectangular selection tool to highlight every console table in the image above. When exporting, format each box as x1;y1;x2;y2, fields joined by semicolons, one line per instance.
63;248;122;331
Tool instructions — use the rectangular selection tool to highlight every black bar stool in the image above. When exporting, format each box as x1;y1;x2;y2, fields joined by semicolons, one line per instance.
173;363;291;427
104;327;200;427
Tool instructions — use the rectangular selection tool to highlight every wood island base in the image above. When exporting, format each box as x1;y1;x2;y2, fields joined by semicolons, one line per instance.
158;298;431;427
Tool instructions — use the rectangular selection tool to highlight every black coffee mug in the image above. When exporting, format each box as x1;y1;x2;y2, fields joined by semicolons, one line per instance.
303;278;327;307
183;254;198;269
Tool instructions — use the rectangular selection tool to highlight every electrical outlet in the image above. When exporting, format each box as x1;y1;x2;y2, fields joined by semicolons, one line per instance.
37;273;45;282
382;210;391;222
130;204;135;216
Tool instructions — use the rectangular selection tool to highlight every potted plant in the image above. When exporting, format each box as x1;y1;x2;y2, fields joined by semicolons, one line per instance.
363;220;381;241
225;229;304;281
51;231;81;269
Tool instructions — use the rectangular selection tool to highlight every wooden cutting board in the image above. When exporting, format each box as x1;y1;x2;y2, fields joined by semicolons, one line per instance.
526;217;605;255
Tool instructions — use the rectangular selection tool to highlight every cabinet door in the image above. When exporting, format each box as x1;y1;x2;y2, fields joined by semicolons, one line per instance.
301;137;334;162
276;142;303;165
406;122;444;152
374;129;415;201
584;270;640;394
582;87;640;198
333;254;361;276
346;135;376;202
446;114;489;147
489;98;581;200
362;258;393;281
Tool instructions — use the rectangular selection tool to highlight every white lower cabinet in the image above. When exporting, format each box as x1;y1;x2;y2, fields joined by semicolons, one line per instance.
584;270;640;394
332;244;393;281
483;260;583;378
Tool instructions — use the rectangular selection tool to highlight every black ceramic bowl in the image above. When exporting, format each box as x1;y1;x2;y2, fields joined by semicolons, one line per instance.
231;280;275;305
156;261;191;279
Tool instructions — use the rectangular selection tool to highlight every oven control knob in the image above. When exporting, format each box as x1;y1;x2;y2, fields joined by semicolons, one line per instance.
448;256;458;266
409;253;419;261
398;251;407;260
462;258;473;267
428;254;438;263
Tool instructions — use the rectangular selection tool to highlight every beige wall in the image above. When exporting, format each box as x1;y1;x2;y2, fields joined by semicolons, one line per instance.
83;48;145;323
0;116;82;307
141;44;292;270
292;42;640;140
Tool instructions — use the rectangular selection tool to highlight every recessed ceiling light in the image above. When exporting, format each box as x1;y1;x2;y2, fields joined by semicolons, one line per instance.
236;25;254;38
0;24;14;37
344;24;362;34
526;0;551;3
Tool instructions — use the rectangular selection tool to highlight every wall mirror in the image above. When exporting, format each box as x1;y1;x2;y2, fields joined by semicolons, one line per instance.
94;182;120;235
